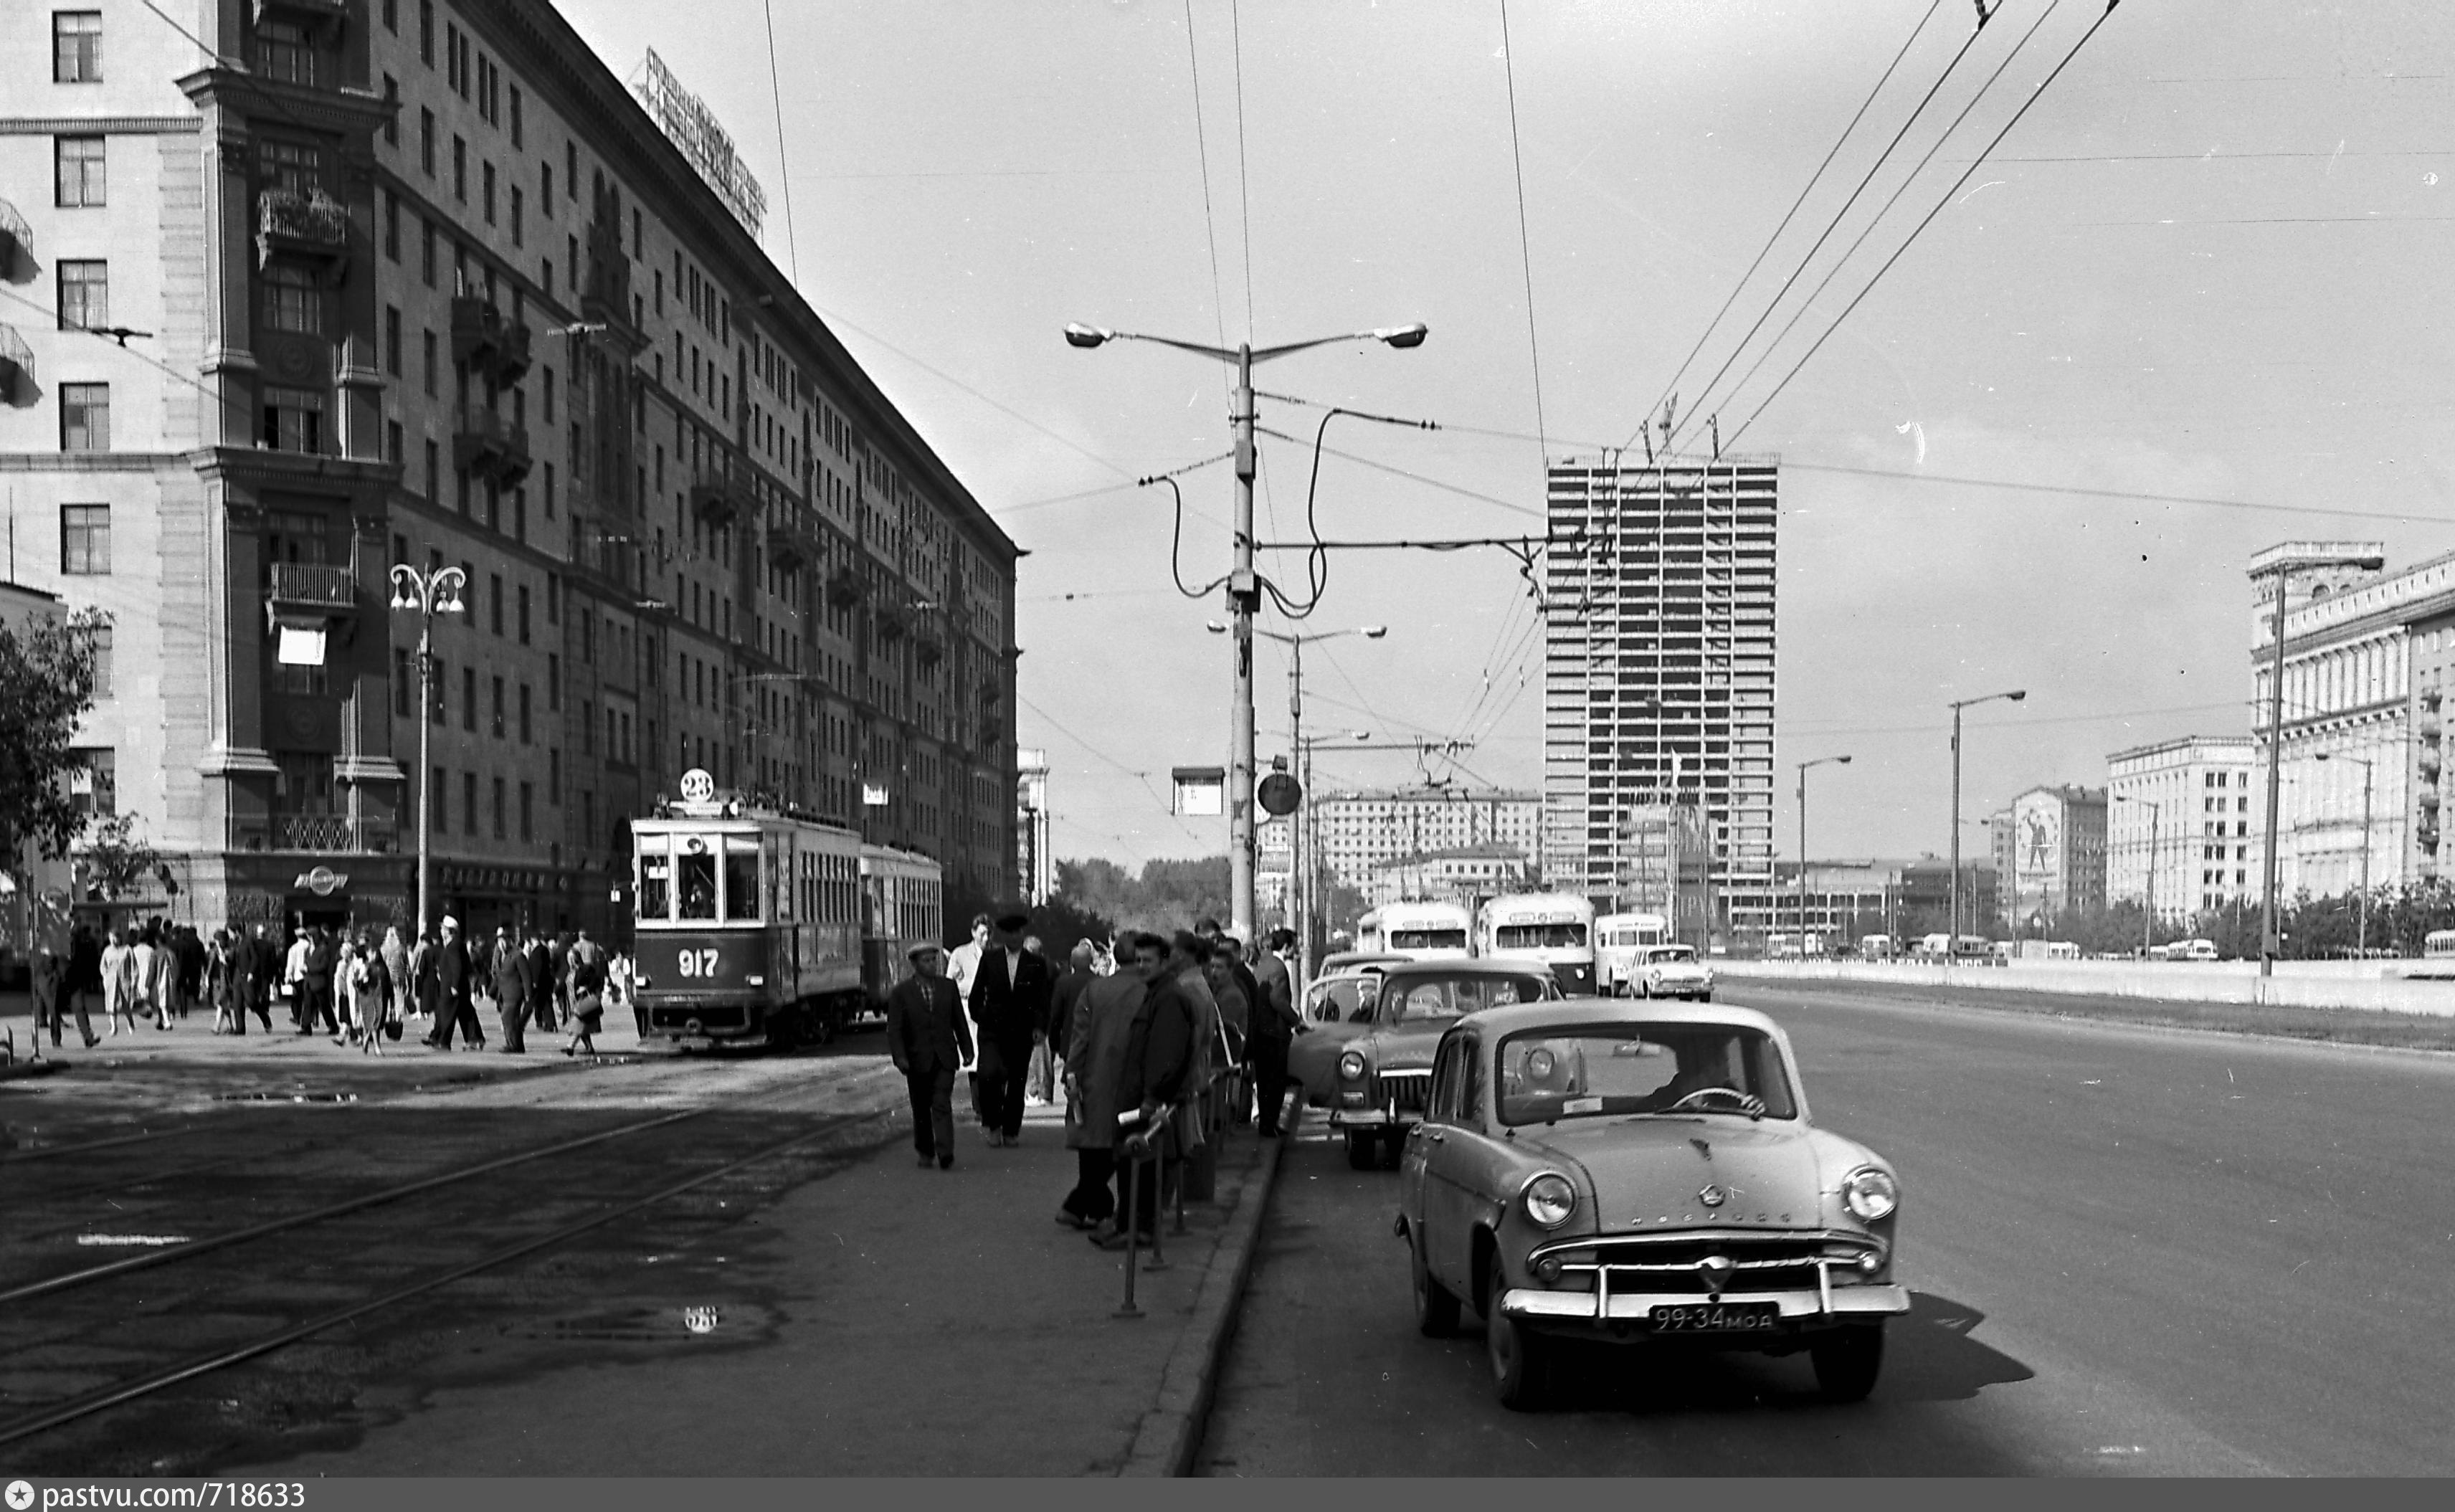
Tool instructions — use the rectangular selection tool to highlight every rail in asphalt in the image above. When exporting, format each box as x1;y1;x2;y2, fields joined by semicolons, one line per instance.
0;1110;889;1450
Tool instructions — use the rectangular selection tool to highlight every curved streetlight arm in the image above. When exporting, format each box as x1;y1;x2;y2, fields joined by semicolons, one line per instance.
1068;324;1429;365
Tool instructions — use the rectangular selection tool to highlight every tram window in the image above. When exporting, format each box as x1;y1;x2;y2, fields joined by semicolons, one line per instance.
678;840;717;920
723;837;761;921
637;838;671;922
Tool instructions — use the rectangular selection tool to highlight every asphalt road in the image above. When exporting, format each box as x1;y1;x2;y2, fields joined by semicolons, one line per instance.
1198;983;2455;1476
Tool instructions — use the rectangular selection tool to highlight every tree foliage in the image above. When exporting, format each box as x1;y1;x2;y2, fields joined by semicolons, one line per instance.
78;812;161;901
0;610;102;866
1052;855;1230;937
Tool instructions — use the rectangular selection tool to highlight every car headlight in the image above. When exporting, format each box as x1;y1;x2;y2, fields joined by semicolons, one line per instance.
1338;1050;1367;1081
1521;1172;1576;1228
1842;1166;1899;1222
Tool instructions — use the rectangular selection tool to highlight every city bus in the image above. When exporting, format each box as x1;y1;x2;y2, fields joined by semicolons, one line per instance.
1354;900;1472;960
1595;910;1671;994
1473;891;1597;995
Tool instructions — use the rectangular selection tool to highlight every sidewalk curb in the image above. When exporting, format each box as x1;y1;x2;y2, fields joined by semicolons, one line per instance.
0;1057;68;1083
1117;1126;1288;1478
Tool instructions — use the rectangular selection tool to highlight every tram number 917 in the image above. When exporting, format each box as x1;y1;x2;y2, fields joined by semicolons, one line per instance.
673;948;723;978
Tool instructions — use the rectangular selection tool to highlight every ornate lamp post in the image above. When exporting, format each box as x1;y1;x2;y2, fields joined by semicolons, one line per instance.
386;563;467;943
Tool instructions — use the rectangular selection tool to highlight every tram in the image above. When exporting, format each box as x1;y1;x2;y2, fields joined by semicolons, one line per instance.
631;771;938;1049
858;842;945;1015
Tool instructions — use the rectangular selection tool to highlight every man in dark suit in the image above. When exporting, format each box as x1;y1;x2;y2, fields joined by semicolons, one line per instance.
967;911;1054;1147
1246;928;1308;1136
885;943;973;1170
424;916;483;1050
491;925;533;1052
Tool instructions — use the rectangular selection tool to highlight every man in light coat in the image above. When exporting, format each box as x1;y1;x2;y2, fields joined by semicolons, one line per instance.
947;914;992;1127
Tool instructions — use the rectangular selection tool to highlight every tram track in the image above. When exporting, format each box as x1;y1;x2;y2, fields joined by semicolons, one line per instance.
0;1107;891;1449
0;1053;883;1307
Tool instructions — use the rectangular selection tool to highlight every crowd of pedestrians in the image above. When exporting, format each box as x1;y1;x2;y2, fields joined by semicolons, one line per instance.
14;890;627;1062
883;911;1307;1252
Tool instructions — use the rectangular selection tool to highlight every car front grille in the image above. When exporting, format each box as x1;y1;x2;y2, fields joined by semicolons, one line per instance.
1537;1230;1880;1296
1380;1069;1431;1114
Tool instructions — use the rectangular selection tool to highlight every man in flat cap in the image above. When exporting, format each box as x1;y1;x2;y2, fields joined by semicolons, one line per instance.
886;942;973;1170
967;911;1053;1146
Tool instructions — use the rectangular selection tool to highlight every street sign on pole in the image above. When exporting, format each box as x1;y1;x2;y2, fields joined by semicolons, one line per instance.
1258;771;1302;817
1172;766;1225;817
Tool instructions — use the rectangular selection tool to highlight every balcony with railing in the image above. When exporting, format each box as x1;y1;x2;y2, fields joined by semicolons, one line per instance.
0;196;28;275
256;187;350;270
237;814;400;854
454;405;531;484
267;561;356;611
690;468;748;526
767;520;817;573
0;322;29;402
493;320;532;381
450;295;501;365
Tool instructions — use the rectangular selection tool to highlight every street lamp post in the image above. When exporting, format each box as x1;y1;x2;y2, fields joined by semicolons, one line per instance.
2112;792;2160;957
1217;621;1387;976
386;563;468;944
1796;756;1851;955
1948;690;2028;947
2316;751;2375;956
1293;728;1372;981
1066;318;1425;938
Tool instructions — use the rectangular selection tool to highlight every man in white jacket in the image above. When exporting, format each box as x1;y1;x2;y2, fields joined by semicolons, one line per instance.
946;914;992;1128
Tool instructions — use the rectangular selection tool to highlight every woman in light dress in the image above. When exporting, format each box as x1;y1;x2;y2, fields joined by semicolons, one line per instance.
100;926;138;1035
347;932;391;1054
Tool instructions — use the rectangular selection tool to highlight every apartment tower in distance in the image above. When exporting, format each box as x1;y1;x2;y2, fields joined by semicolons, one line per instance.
1544;454;1777;939
0;0;1020;940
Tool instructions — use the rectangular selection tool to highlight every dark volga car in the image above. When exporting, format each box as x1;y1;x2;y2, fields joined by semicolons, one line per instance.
1288;960;1559;1169
1395;1000;1908;1409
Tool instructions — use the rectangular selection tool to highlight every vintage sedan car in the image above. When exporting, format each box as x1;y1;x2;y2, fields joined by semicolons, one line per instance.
1301;956;1409;1024
1631;943;1715;1001
1291;959;1559;1169
1395;999;1908;1408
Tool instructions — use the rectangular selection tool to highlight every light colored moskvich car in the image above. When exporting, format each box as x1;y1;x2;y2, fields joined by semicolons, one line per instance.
1394;999;1907;1409
1631;943;1714;1001
1290;959;1559;1170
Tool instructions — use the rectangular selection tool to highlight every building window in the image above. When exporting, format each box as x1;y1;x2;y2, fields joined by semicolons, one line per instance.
381;75;400;146
384;306;402;375
260;137;324;194
255;21;314;86
54;11;101;82
69;748;115;815
420;108;435;175
262;386;324;453
54;135;104;206
421;217;436;286
394;647;412;718
463;771;478;836
422;328;437;396
424;438;440;500
77;617;113;700
482;161;496;224
491;675;505;738
509;185;523;246
452;135;466;201
518;584;531;644
56;260;106;332
520;781;533;842
386;420;403;464
519;683;532;742
60;383;109;451
419;0;433;63
262;264;320;333
462;666;476;731
492;776;507;840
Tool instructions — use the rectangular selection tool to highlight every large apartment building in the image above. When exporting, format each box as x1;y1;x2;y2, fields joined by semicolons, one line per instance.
1306;786;1538;896
0;0;1017;940
2105;735;2255;921
1543;454;1777;929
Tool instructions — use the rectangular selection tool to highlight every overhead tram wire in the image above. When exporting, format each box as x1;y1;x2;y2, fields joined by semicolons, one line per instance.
761;0;802;285
1724;0;2131;451
1684;0;2071;453
1652;4;1998;452
1625;0;1946;452
1498;0;1551;460
1018;693;1210;847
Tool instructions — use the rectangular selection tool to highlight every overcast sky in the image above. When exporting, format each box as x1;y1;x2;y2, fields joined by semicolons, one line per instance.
565;0;2453;867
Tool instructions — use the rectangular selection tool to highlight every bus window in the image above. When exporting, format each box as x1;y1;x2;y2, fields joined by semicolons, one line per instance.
678;840;718;920
724;836;762;922
637;837;671;923
1499;922;1587;950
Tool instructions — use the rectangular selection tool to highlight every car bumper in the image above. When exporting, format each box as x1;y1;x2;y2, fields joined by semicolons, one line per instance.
1330;1108;1419;1129
1500;1283;1909;1326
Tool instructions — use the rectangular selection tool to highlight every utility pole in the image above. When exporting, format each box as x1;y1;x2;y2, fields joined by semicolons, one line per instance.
1948;690;2026;949
1065;320;1425;939
2317;751;2375;957
1797;756;1851;955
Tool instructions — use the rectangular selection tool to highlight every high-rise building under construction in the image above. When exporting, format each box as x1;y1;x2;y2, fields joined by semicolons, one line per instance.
1544;455;1777;938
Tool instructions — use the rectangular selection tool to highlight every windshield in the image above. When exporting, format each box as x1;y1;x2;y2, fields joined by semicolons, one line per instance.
1644;946;1698;964
637;839;671;922
1307;974;1381;1024
1382;973;1553;1024
1497;1024;1797;1126
1390;928;1467;951
677;846;718;920
1496;922;1587;950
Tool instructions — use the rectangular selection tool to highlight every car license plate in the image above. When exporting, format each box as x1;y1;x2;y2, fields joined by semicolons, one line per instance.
1649;1302;1779;1333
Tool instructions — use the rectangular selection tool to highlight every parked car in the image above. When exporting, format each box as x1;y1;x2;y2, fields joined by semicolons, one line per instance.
1630;943;1714;1001
1395;999;1909;1409
1301;964;1393;1025
1291;959;1559;1169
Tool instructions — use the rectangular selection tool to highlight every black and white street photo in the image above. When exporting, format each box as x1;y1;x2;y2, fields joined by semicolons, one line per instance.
3;0;2452;1484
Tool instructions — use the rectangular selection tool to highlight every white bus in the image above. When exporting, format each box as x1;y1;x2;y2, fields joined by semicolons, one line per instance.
1354;900;1472;961
1595;911;1671;994
1474;892;1597;996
